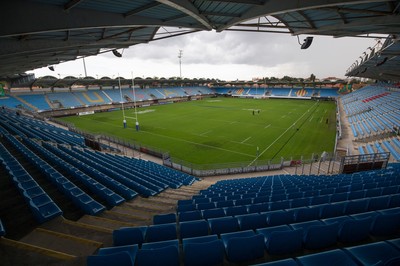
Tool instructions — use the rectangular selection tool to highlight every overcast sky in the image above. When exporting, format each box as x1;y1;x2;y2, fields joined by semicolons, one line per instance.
29;30;377;81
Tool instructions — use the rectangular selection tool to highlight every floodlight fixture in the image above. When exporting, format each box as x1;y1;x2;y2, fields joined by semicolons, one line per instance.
301;37;313;49
112;49;122;57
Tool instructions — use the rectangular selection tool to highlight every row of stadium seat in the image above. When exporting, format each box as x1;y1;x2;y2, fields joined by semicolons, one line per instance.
167;194;400;224
177;190;399;215
0;142;62;223
101;205;400;266
257;239;400;266
6;134;106;216
2;86;215;110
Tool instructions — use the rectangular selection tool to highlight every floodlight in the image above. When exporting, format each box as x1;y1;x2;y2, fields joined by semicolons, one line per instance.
301;37;313;49
112;50;122;57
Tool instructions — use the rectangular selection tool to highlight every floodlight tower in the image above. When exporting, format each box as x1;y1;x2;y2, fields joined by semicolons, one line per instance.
178;50;183;80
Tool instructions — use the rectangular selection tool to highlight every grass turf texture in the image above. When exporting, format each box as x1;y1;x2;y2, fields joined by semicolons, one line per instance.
60;98;337;167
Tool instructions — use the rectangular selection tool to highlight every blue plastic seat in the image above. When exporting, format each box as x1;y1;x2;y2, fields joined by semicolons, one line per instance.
97;245;138;265
197;202;216;210
153;213;176;225
182;234;219;244
248;203;270;213
253;196;270;204
319;202;346;218
344;199;369;214
87;251;134;266
180;220;209;239
365;188;382;197
183;239;225;266
178;199;193;206
145;223;177;242
370;212;400;236
235;198;253;206
293;206;320;223
178;204;196;212
251;258;299;266
141;239;179;250
0;219;5;236
236;213;267;230
112;226;147;247
330;192;348;202
321;215;350;227
382;186;398;195
390;194;400;208
179;210;202;222
269;200;290;211
338;217;372;243
208;216;239;235
216;200;234;208
345;241;400;265
266;210;293;226
289;197;309;208
257;224;292;238
135;245;179;266
264;228;303;255
201;208;226;219
367;195;390;211
348;190;365;200
224;205;248;216
310;195;330;205
302;222;339;249
220;230;264;263
296;249;358;266
387;238;400;250
194;197;210;204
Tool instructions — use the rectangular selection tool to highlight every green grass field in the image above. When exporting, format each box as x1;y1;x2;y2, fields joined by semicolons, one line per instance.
60;98;337;167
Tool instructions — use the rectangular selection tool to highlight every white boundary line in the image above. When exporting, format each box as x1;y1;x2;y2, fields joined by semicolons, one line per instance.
264;124;271;129
200;130;212;136
248;101;319;166
241;136;252;143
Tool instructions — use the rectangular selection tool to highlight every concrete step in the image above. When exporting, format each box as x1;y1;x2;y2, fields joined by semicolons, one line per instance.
40;217;113;247
78;215;138;230
0;237;80;266
99;210;151;225
19;228;102;257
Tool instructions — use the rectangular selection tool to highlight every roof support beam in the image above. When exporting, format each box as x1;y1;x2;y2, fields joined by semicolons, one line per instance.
156;0;213;30
201;11;241;17
205;0;264;5
298;11;316;29
217;0;391;31
292;14;400;36
322;6;392;16
64;0;85;11
0;0;207;38
124;2;162;17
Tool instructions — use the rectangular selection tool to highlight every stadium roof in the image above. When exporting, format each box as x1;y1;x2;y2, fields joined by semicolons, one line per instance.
346;35;400;81
1;0;400;79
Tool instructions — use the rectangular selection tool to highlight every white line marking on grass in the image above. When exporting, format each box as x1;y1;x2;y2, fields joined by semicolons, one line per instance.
281;115;286;118
230;140;254;147
319;117;323;123
309;115;314;122
141;130;254;158
241;136;252;143
200;130;212;136
264;124;271;129
230;121;238;124
248;101;319;166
